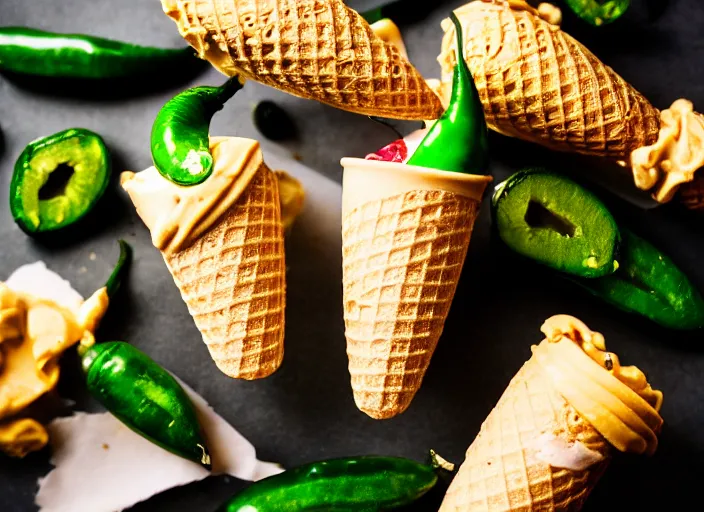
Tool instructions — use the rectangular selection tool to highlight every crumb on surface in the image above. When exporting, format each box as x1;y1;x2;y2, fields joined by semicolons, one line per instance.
102;443;109;450
292;152;303;162
538;3;562;25
89;252;97;261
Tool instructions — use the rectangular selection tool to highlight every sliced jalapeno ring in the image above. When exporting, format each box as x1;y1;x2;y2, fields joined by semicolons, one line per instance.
151;76;243;186
492;169;620;278
81;341;211;468
574;229;704;330
10;128;111;235
217;456;439;511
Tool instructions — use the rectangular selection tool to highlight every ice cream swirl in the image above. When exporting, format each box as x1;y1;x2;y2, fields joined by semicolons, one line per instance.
121;137;262;254
534;315;663;455
631;99;704;203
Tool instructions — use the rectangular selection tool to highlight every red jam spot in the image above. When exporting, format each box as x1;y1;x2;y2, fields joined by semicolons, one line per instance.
365;139;407;163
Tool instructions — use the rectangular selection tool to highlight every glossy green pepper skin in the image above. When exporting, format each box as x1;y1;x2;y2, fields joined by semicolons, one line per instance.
492;169;620;278
0;27;194;79
564;0;630;26
407;12;488;175
10;128;110;234
575;229;704;330
493;169;704;330
105;240;132;299
81;342;211;468
151;77;243;186
217;456;438;511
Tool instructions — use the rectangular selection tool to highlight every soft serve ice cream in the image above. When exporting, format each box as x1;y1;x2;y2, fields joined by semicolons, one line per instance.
0;263;109;457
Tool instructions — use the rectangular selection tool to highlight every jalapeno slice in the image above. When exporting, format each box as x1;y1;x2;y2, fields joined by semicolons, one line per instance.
492;169;620;278
10;128;110;234
575;229;704;330
81;341;211;469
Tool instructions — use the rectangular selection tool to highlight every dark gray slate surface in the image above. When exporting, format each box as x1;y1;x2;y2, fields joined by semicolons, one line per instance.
1;0;703;511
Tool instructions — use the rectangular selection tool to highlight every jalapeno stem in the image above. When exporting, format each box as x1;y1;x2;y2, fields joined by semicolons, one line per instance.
105;240;132;299
429;449;455;473
428;449;457;486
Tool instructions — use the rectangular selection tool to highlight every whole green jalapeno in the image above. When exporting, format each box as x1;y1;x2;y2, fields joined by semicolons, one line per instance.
151;76;244;186
217;455;442;511
81;341;211;468
0;27;194;79
80;240;204;468
10;128;110;235
493;169;704;330
492;169;620;278
575;229;704;330
406;12;488;175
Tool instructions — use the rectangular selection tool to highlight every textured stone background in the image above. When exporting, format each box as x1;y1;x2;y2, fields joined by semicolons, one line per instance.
1;0;703;510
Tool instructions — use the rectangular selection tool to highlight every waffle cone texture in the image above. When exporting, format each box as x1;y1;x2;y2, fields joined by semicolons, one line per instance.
161;0;444;120
439;0;660;159
439;353;611;511
342;189;481;419
165;164;285;380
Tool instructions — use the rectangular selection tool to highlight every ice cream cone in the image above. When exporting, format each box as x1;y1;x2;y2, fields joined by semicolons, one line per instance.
440;355;610;511
440;315;663;511
165;165;285;380
122;138;285;380
161;0;444;120
341;158;491;419
438;0;704;208
438;0;659;159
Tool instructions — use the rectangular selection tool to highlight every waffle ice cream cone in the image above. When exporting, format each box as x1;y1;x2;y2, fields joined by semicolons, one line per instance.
161;0;444;120
437;0;704;207
341;158;491;419
439;0;659;159
440;315;663;511
122;138;285;380
165;166;285;380
440;353;609;511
